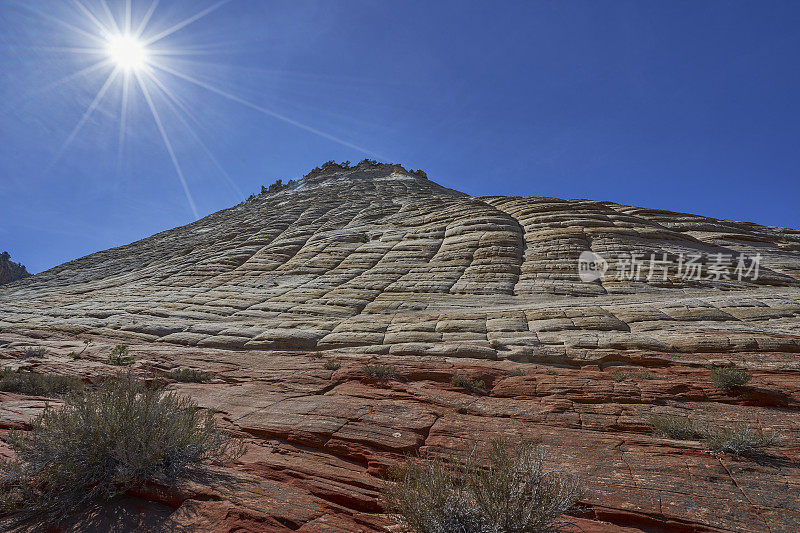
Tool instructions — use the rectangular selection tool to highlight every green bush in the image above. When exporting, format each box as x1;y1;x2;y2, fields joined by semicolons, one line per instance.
384;439;580;533
168;368;212;383
107;344;134;366
711;366;752;392
648;414;700;440
0;369;83;397
364;364;398;381
705;423;780;456
451;374;487;395
0;374;245;521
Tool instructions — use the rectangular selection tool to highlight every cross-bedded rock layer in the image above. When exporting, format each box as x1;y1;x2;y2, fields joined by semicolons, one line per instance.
2;162;799;531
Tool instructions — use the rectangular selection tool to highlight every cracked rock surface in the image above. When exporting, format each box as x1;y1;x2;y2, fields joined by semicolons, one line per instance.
2;161;800;531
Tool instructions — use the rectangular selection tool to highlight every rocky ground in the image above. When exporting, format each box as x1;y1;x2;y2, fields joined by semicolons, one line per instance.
1;161;799;532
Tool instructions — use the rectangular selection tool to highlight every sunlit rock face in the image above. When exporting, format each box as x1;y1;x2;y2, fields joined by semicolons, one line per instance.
2;162;800;531
0;251;30;286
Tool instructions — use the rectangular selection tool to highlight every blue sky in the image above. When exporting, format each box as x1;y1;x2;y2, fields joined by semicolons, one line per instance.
1;1;799;273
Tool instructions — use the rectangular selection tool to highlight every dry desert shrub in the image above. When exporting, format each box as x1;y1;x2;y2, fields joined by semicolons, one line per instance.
0;369;83;397
451;374;487;395
323;360;342;371
705;423;780;456
0;374;245;522
648;414;700;440
710;366;751;392
364;364;398;381
21;346;46;358
168;367;213;383
384;439;580;533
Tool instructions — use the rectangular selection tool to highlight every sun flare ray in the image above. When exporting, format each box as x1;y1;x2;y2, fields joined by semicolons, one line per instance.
134;0;160;39
143;70;244;199
99;0;122;36
50;68;121;170
71;0;114;39
32;0;378;221
26;60;113;101
117;70;131;172
152;63;381;156
135;72;200;219
20;5;108;45
124;0;132;35
142;0;232;46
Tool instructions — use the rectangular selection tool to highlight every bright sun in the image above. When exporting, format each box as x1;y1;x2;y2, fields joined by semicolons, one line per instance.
44;0;372;221
107;35;147;71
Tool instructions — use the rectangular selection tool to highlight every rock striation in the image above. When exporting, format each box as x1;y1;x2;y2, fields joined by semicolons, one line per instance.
2;161;800;532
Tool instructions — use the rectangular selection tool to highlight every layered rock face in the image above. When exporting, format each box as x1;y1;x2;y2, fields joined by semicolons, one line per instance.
2;161;800;532
0;252;29;286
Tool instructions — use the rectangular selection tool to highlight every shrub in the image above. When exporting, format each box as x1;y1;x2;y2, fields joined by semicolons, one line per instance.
0;369;83;397
490;339;507;350
648;414;699;440
610;370;657;382
711;366;752;392
609;370;627;382
168;368;212;383
323;360;341;371
509;368;526;377
384;439;580;533
21;346;46;358
364;364;398;381
451;374;487;395
705;423;780;456
107;344;134;366
0;374;245;521
68;339;91;360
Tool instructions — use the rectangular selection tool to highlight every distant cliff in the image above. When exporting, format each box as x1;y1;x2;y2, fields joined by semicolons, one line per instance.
0;251;30;285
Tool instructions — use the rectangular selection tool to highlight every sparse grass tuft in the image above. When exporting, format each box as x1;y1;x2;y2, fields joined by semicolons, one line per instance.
711;366;752;392
364;364;398;381
610;369;658;382
0;374;245;522
509;368;526;377
705;423;780;456
451;374;487;395
648;414;700;440
0;369;83;397
323;360;341;371
107;344;135;366
21;347;46;359
609;370;627;382
168;368;212;383
383;439;580;533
